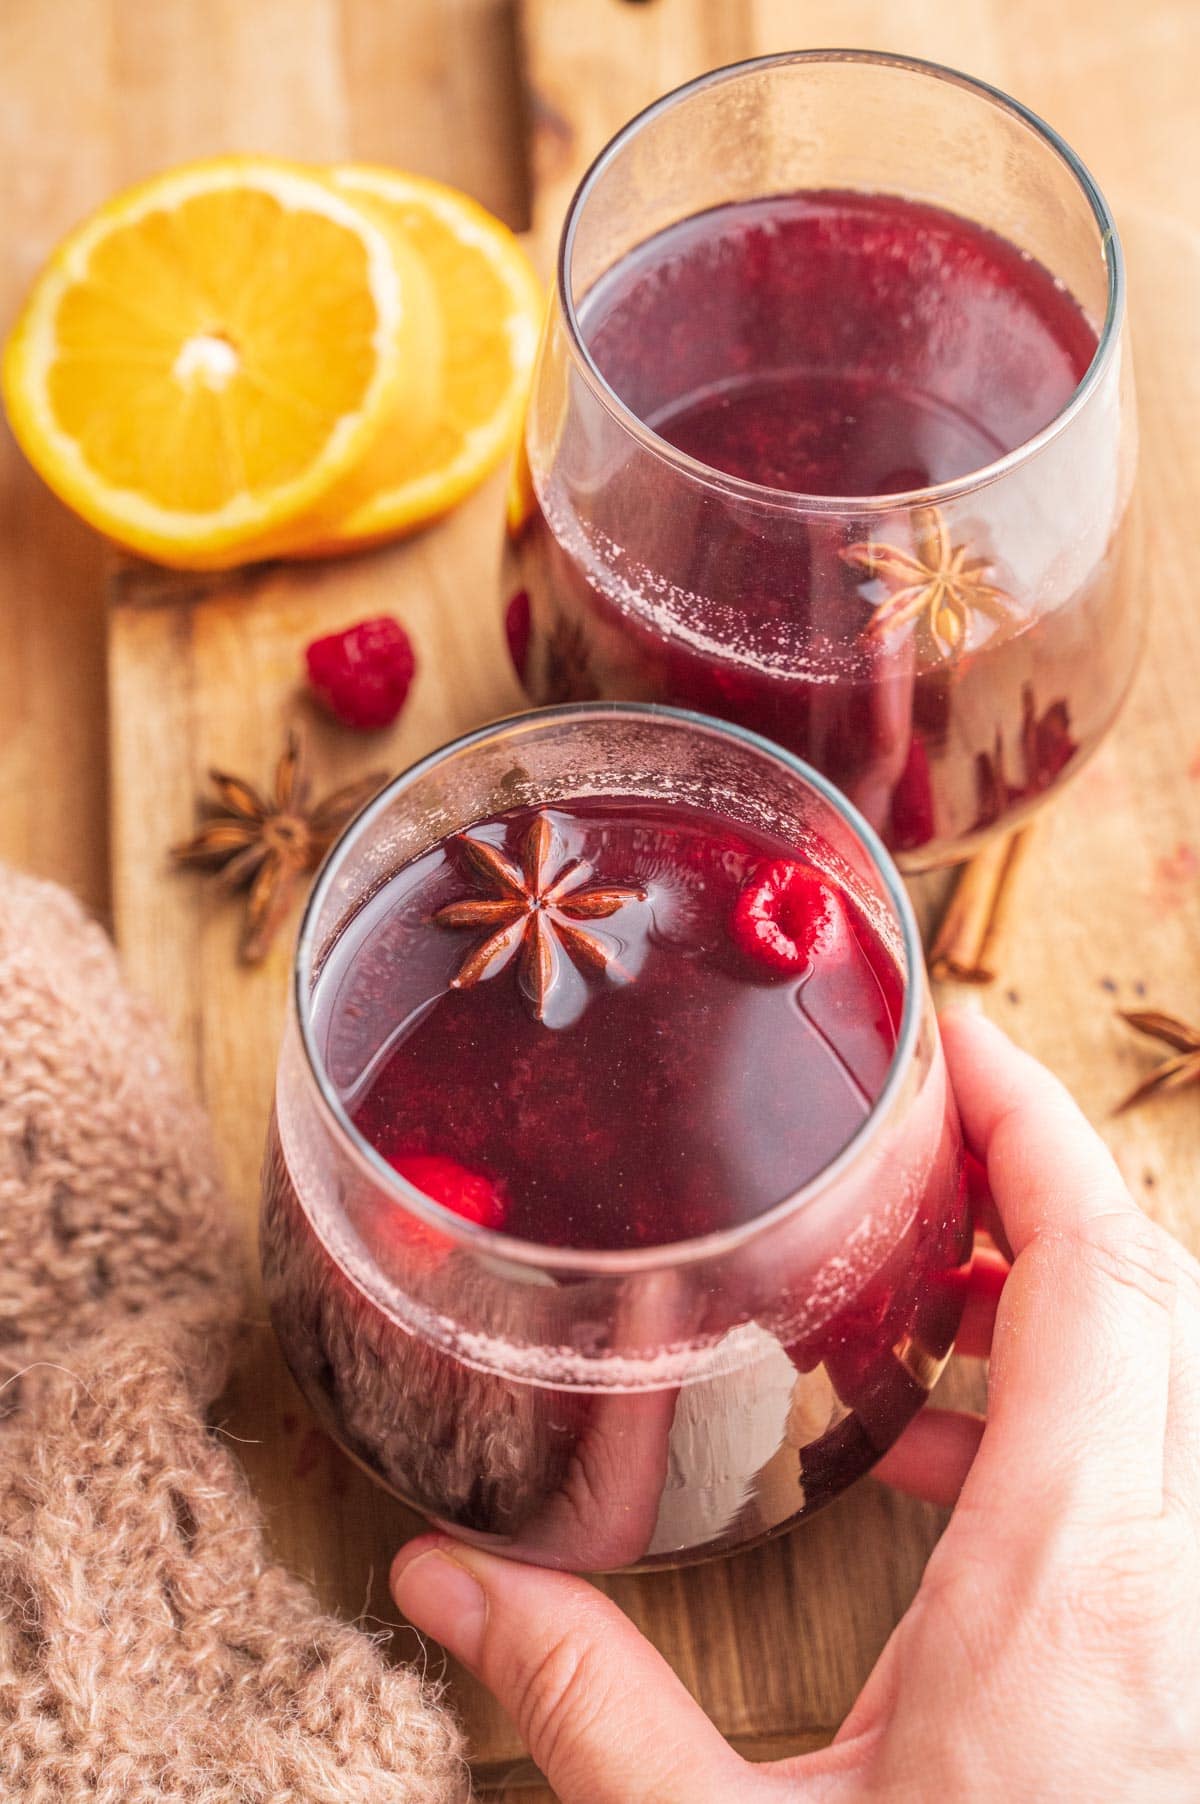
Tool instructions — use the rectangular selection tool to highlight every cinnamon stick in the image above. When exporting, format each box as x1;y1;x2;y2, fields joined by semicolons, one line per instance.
928;827;1032;985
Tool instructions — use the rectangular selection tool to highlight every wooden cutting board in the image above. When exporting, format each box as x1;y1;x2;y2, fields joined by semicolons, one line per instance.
96;2;1200;1796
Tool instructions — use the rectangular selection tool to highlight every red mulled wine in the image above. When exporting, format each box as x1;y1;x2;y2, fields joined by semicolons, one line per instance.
506;189;1139;862
324;799;901;1247
262;788;969;1567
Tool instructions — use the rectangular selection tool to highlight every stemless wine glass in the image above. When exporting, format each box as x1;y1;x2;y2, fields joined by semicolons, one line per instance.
261;704;970;1573
502;51;1140;868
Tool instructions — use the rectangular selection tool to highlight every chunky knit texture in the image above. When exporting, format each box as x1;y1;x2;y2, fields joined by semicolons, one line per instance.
0;867;466;1802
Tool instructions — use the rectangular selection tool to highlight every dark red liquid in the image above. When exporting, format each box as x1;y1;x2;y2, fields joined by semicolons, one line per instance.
505;191;1138;861
332;800;901;1249
261;795;969;1567
585;190;1095;494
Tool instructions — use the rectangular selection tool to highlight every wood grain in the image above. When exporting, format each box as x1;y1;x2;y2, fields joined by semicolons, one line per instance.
106;0;1200;1790
0;0;118;919
0;1;1193;1799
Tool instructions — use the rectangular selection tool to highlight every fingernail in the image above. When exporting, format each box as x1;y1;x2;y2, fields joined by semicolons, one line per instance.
392;1545;488;1667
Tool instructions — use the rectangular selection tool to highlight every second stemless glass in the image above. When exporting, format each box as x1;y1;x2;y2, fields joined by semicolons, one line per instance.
502;51;1140;869
261;705;970;1573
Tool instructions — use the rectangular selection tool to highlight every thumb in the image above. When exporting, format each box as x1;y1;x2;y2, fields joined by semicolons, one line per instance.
391;1536;744;1804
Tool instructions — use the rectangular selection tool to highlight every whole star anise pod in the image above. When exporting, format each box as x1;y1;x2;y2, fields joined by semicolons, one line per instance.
172;730;386;964
433;812;645;1022
1115;1009;1200;1114
843;505;1019;660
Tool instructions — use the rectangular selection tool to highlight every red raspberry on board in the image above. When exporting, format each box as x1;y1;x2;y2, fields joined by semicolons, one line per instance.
305;615;416;730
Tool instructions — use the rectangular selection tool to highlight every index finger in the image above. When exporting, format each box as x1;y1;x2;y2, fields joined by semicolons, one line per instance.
940;1009;1173;1524
501;1269;695;1570
943;1009;1141;1254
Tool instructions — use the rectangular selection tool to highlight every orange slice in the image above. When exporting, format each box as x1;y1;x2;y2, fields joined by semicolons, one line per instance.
1;156;440;569
264;165;543;554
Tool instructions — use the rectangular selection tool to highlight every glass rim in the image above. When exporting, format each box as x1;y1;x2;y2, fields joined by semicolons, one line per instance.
293;701;928;1277
555;46;1124;516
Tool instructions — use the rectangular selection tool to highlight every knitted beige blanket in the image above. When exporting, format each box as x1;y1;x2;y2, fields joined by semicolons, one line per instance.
0;867;466;1802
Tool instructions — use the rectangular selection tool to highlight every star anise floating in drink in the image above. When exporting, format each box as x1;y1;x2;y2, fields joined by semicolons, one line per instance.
843;505;1019;660
433;812;645;1021
1115;1010;1200;1114
172;730;386;964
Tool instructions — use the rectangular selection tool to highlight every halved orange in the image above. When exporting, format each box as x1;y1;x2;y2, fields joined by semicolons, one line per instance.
2;157;441;569
262;164;544;555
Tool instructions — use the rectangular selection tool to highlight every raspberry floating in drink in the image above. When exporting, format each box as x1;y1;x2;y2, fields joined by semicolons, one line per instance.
382;1151;512;1274
731;858;850;977
387;1151;510;1230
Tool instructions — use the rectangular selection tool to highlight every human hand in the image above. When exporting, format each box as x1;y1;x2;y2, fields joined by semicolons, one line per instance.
391;1011;1200;1802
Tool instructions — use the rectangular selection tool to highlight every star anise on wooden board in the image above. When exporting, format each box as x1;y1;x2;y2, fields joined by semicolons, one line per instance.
1115;1010;1200;1114
433;811;646;1022
172;730;386;965
843;505;1019;660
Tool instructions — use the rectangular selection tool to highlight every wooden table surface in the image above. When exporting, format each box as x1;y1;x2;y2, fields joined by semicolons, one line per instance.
5;4;1200;1800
